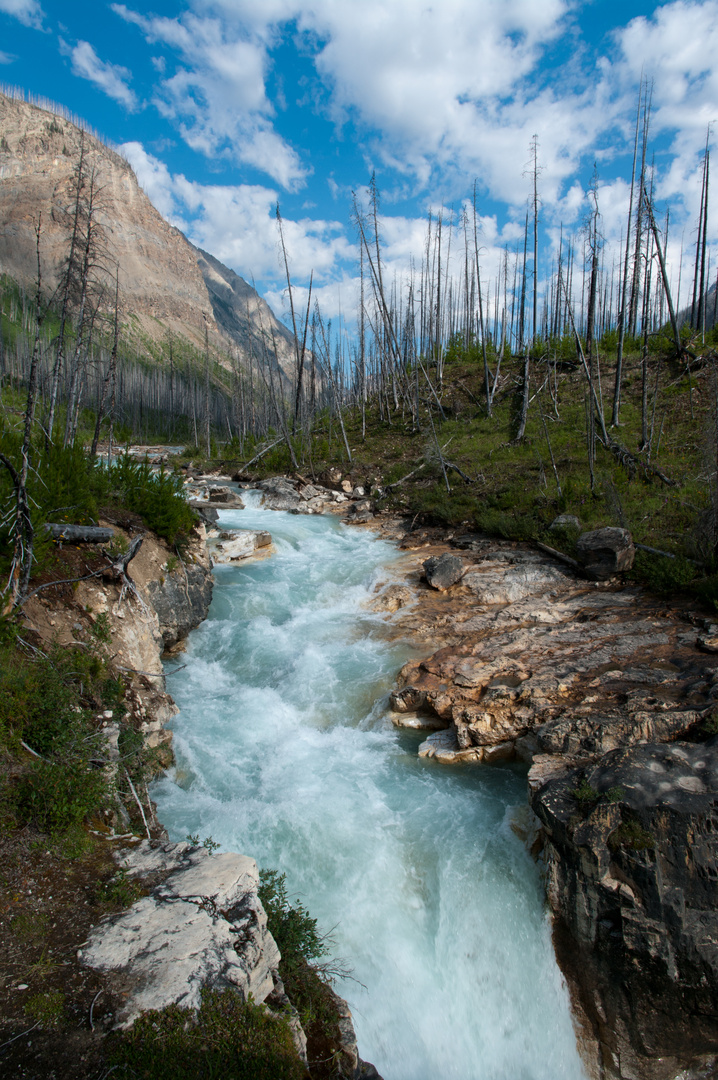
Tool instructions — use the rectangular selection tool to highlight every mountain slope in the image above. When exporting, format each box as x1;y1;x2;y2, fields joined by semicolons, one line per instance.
0;90;295;379
193;244;296;370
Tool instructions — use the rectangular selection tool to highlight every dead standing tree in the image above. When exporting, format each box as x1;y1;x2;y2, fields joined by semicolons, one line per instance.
62;163;109;448
1;217;45;613
46;132;86;446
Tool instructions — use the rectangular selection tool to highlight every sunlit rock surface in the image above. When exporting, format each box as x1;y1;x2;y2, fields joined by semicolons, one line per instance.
79;841;280;1029
385;526;718;1078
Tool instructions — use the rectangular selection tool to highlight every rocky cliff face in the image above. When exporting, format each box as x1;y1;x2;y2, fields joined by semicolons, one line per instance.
193;244;296;378
532;743;718;1080
0;91;295;379
23;519;213;765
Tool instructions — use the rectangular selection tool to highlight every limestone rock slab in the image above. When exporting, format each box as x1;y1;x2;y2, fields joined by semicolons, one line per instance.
79;841;280;1029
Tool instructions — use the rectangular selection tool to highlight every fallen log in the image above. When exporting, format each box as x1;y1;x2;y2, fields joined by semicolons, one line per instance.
45;524;114;544
535;541;582;572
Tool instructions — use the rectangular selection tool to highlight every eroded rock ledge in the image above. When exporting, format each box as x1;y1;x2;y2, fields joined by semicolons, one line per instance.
532;743;718;1080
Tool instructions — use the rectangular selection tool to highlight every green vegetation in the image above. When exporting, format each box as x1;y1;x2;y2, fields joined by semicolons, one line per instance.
259;869;327;983
569;780;601;807
108;988;306;1080
569;780;625;809
259;869;347;1076
23;989;66;1029
0;635;153;840
609;818;656;852
93;867;144;909
186;833;221;853
0;418;197;598
103;454;196;544
703;710;718;736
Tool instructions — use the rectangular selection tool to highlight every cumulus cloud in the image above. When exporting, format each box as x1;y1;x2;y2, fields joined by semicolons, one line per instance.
120;142;180;221
106;0;629;212
113;0;718;324
65;40;138;110
612;3;718;201
112;2;307;189
121;140;351;290
0;0;43;29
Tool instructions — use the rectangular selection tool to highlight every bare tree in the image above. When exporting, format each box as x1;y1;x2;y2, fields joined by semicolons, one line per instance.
1;217;44;612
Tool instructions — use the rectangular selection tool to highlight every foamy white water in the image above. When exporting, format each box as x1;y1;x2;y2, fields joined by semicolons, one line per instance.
153;494;586;1080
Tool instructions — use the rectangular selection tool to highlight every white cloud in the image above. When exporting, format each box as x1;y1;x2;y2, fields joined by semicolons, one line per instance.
109;0;625;212
66;40;138;111
120;141;180;221
0;49;15;63
114;1;718;328
112;2;307;189
120;140;351;289
0;0;43;29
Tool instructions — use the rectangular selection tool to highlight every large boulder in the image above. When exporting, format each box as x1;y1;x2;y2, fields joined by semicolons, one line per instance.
79;841;280;1029
210;529;273;564
319;467;343;489
257;477;301;511
423;553;465;591
549;514;581;532
205;485;245;509
345;500;374;524
576;526;635;579
188;500;219;524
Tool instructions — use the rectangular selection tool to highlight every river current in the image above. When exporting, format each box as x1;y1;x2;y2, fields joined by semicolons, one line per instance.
153;494;587;1080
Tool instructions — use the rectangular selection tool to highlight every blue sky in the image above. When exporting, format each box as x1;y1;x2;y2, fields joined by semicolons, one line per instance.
1;0;717;328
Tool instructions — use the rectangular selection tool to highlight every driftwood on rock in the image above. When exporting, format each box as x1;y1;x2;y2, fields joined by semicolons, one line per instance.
535;541;581;572
102;534;144;582
100;534;150;614
45;523;114;544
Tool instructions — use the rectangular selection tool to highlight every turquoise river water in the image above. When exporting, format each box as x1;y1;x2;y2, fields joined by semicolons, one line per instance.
153;493;587;1080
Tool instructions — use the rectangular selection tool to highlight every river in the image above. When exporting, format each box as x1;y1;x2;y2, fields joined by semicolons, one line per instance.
153;494;587;1080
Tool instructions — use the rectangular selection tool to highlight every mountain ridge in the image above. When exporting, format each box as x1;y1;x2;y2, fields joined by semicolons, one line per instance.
0;89;296;380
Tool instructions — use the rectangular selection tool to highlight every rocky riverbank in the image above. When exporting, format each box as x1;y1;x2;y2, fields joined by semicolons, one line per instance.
145;474;718;1079
175;471;718;1078
348;514;718;1080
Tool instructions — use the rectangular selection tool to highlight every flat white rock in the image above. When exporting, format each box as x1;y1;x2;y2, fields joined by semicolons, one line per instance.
79;841;280;1028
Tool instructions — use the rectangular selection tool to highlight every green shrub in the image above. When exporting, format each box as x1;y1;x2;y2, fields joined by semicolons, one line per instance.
109;988;305;1080
633;550;697;595
703;710;718;736
17;757;106;833
0;641;132;837
609;818;655;852
569;779;600;806
94;867;143;908
107;455;196;544
259;870;326;975
258;869;341;1048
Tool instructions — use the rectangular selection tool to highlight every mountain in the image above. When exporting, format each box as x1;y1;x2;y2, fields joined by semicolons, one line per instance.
192;243;297;371
0;90;296;379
